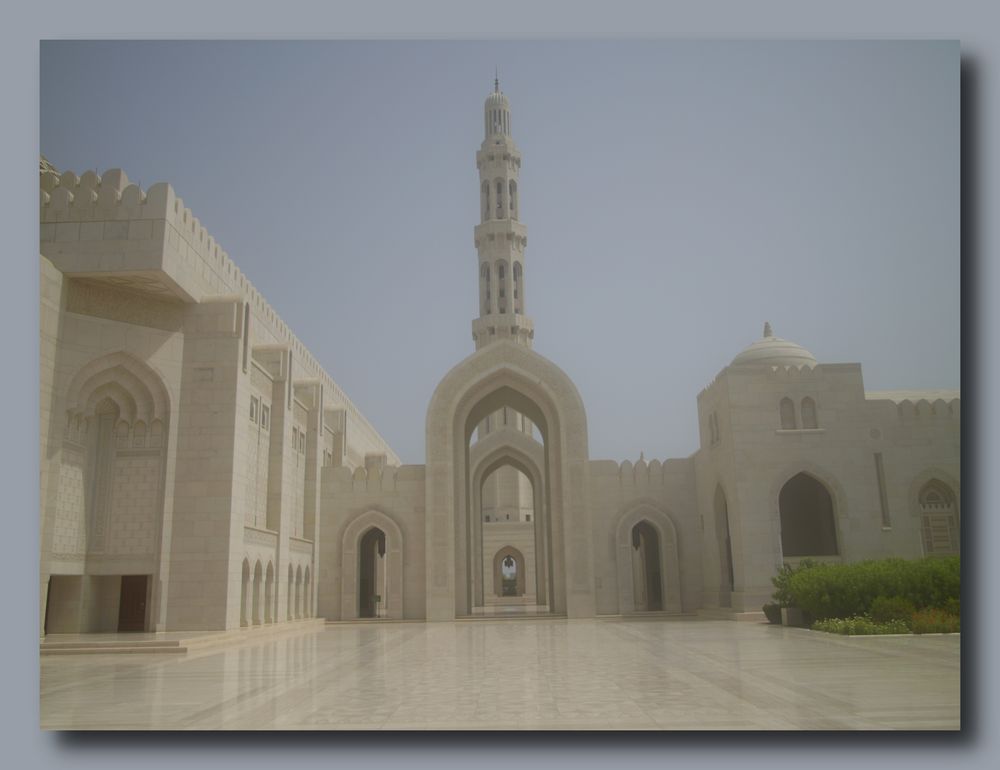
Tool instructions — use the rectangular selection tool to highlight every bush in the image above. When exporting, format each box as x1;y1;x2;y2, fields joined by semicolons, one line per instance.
939;597;961;617
784;557;959;620
910;608;961;634
770;559;819;607
870;595;916;624
762;603;782;624
812;616;910;635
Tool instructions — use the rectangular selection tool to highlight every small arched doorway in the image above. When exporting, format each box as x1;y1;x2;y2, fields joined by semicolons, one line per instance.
251;561;263;625
778;472;838;557
714;485;734;607
630;521;663;611
492;545;527;597
359;527;387;618
240;559;250;627
264;563;274;623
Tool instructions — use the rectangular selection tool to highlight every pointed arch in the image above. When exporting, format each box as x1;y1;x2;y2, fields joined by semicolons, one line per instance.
341;509;404;620
714;484;735;605
909;469;960;557
613;501;682;614
492;545;526;597
65;350;171;425
777;472;839;557
425;340;592;619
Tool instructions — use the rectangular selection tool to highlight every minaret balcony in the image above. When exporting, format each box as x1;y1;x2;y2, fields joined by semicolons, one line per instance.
474;219;527;249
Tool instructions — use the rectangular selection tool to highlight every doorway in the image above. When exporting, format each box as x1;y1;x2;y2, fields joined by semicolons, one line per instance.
117;575;148;632
359;527;386;618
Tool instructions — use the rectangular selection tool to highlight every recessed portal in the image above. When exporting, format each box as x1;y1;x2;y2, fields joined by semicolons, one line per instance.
630;521;663;612
117;575;148;632
779;472;838;557
359;526;387;618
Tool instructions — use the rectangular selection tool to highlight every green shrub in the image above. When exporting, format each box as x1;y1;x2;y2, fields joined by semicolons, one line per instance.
762;603;782;624
910;608;960;634
770;559;819;607
870;595;916;624
811;616;910;635
785;557;959;620
939;597;961;617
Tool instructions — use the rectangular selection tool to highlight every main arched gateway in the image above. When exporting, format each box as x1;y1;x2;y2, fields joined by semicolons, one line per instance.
425;340;594;620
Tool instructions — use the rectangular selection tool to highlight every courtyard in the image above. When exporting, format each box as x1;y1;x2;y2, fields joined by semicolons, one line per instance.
39;617;960;730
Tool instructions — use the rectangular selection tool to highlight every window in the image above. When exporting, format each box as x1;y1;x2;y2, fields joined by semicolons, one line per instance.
292;426;298;449
261;404;269;431
918;481;959;556
779;398;797;430
250;396;259;424
801;397;818;429
299;430;306;453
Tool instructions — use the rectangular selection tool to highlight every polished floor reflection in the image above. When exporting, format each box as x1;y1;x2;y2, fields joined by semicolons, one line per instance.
39;618;960;730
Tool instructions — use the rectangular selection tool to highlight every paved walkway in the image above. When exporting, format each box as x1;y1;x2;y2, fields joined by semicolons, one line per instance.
39;618;960;730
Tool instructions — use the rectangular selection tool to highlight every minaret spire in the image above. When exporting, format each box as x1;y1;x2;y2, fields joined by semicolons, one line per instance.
472;81;533;349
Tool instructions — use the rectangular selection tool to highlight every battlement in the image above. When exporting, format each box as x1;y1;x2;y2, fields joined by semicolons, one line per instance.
40;166;399;466
590;457;692;488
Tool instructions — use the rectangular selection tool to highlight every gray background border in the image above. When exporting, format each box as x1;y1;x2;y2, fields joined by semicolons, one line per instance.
4;0;995;766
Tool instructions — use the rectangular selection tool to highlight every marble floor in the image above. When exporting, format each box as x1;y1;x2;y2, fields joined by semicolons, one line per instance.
39;618;960;730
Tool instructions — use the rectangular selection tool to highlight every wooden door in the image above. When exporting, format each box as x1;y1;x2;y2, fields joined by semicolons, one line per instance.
117;575;148;632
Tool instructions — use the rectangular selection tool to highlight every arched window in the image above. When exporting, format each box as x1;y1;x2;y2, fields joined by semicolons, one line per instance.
497;261;507;313
801;397;818;429
496;180;504;217
508;180;518;220
779;473;838;557
780;398;797;430
132;420;146;448
482;181;490;221
481;263;491;314
513;261;522;313
918;480;959;556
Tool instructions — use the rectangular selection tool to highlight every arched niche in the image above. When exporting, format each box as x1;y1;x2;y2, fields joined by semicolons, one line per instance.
492;545;526;597
614;502;682;614
714;484;735;606
425;340;593;620
468;435;547;609
778;472;839;557
340;509;404;620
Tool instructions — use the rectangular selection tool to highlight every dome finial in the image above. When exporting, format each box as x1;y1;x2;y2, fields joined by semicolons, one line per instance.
494;67;500;93
763;321;773;338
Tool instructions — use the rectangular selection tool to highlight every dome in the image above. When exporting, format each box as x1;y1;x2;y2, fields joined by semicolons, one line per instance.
730;322;817;368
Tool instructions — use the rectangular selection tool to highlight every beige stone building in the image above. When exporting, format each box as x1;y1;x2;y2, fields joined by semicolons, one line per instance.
39;81;960;634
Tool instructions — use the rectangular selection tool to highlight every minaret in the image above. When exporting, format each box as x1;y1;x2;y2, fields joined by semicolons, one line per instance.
472;78;536;535
472;76;533;350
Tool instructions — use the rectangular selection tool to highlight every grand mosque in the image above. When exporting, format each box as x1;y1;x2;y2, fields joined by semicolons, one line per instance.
38;81;960;635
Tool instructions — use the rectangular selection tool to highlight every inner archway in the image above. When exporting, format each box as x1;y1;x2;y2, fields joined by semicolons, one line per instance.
358;526;387;618
714;485;734;607
424;342;595;620
778;472;838;557
492;545;527;597
469;427;549;616
630;521;663;611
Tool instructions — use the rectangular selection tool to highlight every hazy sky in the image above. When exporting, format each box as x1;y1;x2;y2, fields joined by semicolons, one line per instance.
40;40;959;465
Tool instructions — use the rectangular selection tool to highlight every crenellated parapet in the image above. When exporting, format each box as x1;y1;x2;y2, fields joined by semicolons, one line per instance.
41;166;400;466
